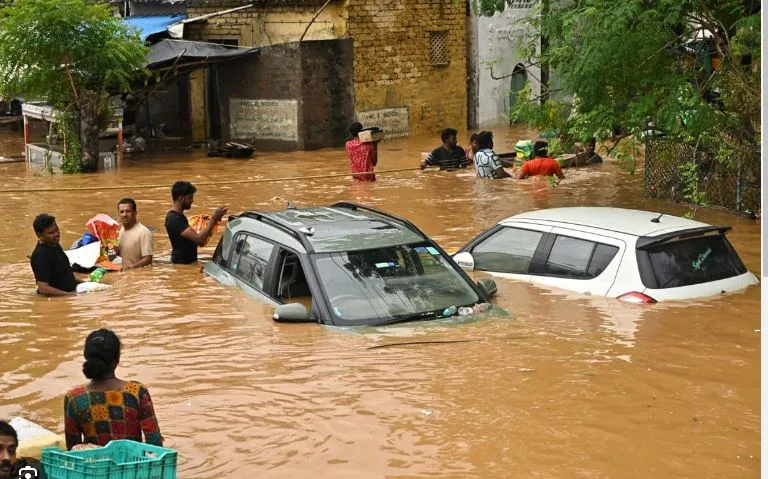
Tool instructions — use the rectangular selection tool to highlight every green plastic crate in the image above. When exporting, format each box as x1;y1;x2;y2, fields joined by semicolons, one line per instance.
42;440;177;479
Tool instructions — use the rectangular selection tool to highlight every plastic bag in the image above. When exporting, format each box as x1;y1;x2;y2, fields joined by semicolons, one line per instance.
76;281;110;294
188;214;219;247
85;214;120;263
10;417;66;458
514;140;534;160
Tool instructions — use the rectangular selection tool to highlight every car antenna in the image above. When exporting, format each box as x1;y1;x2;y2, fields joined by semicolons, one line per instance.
650;212;663;223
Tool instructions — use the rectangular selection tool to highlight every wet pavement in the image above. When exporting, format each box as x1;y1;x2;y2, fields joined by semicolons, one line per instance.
0;125;760;478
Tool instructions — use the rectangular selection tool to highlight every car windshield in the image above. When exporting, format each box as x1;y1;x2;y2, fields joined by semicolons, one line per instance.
643;234;747;289
313;242;480;325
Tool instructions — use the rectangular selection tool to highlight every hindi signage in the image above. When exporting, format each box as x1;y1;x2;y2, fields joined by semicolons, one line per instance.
229;98;298;141
356;107;409;139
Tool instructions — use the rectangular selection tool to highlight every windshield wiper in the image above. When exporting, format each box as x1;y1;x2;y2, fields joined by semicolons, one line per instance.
375;302;480;326
376;309;443;326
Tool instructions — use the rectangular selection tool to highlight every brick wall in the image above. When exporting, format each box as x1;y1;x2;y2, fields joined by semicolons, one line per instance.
300;39;355;149
214;39;354;150
186;1;346;47
346;0;468;137
186;0;468;146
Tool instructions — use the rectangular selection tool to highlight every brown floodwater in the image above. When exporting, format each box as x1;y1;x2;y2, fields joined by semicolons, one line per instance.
0;125;760;478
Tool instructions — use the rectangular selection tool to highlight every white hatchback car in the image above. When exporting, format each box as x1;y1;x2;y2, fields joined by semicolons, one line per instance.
453;207;758;303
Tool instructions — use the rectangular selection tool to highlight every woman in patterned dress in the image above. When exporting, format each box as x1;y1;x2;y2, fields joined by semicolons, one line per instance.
64;329;162;450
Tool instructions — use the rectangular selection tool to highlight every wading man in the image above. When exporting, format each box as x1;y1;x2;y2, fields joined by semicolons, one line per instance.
117;198;153;270
420;128;468;170
474;131;512;179
30;213;81;296
165;181;227;264
0;420;46;479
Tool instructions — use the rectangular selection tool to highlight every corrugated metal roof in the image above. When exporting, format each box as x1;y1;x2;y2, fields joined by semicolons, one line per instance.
123;14;186;40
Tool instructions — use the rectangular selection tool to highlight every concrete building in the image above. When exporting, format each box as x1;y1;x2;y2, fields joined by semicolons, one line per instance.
467;1;541;129
179;0;468;148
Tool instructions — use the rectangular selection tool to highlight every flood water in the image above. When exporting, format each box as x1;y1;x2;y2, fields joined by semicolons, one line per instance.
0;126;760;478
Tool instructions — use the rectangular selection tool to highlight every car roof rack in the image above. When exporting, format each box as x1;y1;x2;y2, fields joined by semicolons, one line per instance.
331;202;426;238
239;210;316;253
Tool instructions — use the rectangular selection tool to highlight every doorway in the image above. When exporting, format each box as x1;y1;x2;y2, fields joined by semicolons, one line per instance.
508;63;527;122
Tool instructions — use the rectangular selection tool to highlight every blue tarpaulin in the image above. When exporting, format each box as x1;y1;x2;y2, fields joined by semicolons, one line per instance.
123;15;186;41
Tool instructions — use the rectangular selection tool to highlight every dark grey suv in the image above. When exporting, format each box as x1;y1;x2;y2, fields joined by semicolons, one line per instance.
204;202;496;326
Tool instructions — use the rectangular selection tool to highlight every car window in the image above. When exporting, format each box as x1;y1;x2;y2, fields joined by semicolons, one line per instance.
545;235;595;278
643;234;747;289
277;251;313;309
231;235;274;289
587;244;619;278
212;240;226;268
313;243;480;325
472;227;543;274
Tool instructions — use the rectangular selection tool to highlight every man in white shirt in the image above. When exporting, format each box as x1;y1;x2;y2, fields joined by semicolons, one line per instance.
116;198;153;270
474;131;512;179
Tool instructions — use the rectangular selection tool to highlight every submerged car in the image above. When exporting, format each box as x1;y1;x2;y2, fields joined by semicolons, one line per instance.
204;202;497;325
453;207;758;303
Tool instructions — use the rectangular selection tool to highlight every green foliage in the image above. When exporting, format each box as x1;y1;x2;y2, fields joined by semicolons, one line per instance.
547;174;559;189
56;110;82;174
679;160;707;218
610;137;641;175
0;0;147;172
474;0;760;191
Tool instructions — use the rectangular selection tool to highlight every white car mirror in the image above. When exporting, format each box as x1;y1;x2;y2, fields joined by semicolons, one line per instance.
453;252;475;271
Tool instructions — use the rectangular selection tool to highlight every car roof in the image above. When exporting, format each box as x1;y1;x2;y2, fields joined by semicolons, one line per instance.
502;207;712;237
247;206;426;253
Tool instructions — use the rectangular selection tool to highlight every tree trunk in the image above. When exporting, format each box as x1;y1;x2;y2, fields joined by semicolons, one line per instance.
79;90;101;172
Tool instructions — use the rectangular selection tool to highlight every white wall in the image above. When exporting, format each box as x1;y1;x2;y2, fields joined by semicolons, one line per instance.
472;7;541;128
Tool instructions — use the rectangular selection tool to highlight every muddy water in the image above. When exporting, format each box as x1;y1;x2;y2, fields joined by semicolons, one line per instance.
0;126;760;478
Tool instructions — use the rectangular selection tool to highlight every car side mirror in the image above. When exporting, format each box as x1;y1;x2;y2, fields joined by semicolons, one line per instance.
273;303;312;323
453;252;475;271
476;278;497;298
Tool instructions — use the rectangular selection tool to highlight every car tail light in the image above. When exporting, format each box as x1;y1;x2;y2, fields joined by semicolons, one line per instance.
617;292;657;304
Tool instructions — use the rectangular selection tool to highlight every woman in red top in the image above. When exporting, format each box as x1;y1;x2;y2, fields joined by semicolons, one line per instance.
64;329;162;450
516;141;565;180
345;122;377;182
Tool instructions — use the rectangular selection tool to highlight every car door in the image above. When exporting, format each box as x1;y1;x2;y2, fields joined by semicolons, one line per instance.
529;227;625;296
465;222;552;282
228;232;279;304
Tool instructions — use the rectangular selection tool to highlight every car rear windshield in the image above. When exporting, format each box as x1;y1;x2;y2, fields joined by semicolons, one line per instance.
313;242;480;325
639;234;747;289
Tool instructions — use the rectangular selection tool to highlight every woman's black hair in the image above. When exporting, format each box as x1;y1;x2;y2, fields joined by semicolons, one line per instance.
82;329;121;381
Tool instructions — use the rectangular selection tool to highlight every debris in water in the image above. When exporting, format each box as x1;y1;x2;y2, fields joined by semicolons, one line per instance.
473;303;491;313
519;368;535;373
421;410;433;416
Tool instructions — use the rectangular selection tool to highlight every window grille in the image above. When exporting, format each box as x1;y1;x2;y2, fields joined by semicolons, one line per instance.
430;31;449;66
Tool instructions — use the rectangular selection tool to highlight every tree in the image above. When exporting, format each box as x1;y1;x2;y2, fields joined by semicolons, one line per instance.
0;0;147;172
470;0;760;158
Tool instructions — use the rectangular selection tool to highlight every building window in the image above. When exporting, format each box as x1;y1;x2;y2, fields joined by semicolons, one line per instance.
430;31;449;66
507;0;538;7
